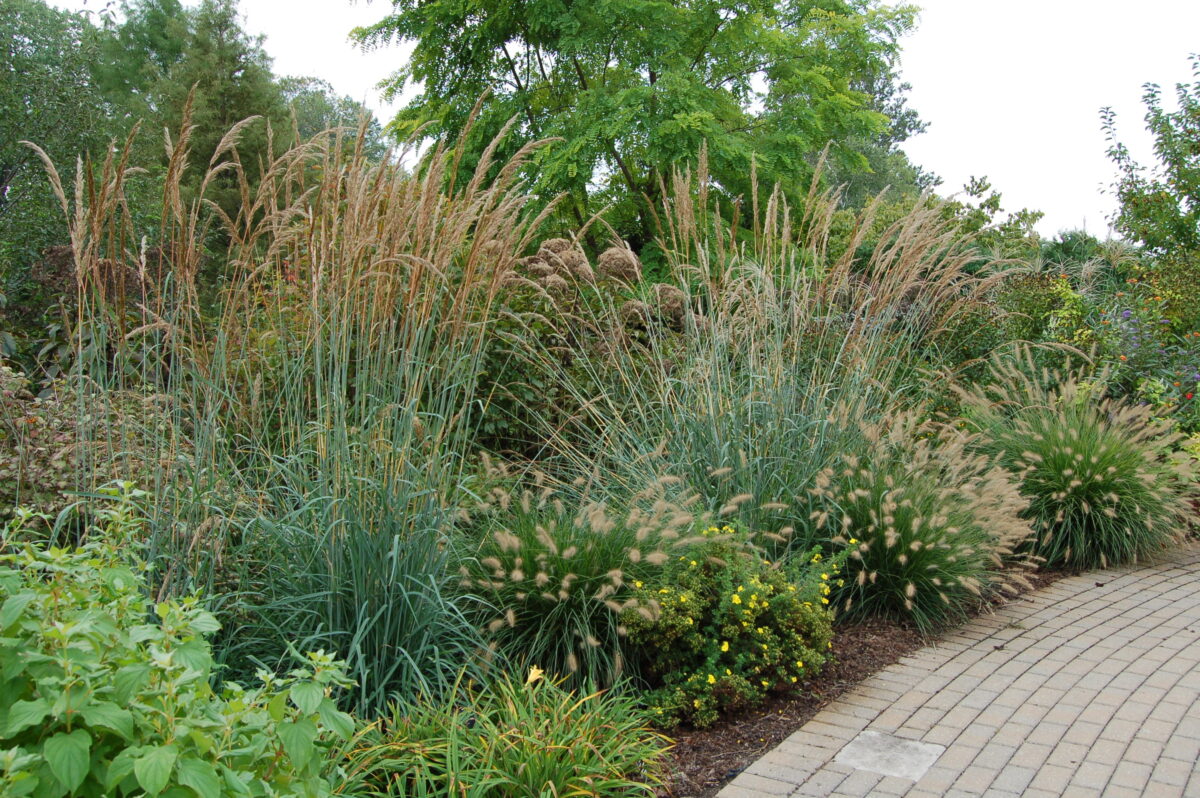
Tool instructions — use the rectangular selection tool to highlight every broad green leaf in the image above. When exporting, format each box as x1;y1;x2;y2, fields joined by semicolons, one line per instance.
276;718;317;770
81;701;135;740
43;728;91;792
177;756;221;798
128;625;161;644
218;763;252;796
317;699;356;739
134;744;178;796
5;698;50;735
0;592;35;630
174;640;214;675
188;611;220;634
113;663;151;705
266;691;288;722
106;748;137;791
288;682;323;715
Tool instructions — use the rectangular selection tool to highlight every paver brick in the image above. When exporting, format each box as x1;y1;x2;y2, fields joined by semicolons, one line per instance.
717;546;1200;798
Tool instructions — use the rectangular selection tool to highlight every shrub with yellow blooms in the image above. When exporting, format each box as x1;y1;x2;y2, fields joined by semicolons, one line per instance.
622;526;839;728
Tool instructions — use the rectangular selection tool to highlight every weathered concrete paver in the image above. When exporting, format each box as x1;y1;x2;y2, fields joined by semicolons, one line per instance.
719;545;1200;797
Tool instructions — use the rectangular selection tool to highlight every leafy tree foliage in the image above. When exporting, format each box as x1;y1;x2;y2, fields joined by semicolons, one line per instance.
356;0;919;246
90;0;191;117
279;76;388;159
1103;54;1200;255
0;0;110;265
825;68;939;207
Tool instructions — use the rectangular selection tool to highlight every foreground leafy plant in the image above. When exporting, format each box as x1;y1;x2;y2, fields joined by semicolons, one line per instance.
346;670;670;797
959;351;1194;570
0;502;358;797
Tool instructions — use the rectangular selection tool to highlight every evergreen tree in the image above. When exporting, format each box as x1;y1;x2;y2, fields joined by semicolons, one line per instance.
156;0;288;217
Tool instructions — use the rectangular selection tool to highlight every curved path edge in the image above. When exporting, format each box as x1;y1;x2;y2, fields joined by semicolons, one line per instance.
718;545;1200;798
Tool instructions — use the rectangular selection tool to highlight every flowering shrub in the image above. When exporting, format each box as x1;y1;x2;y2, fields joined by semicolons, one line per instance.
622;526;837;728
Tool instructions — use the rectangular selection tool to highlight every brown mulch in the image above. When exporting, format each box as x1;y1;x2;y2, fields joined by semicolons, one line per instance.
658;568;1072;797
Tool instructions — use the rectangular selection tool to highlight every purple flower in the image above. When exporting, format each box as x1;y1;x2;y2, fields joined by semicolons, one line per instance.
1122;310;1133;319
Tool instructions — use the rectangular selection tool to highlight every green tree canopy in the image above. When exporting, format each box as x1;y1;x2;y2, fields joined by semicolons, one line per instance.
1;0;111;278
279;76;388;159
90;0;191;117
1103;53;1200;255
356;0;918;247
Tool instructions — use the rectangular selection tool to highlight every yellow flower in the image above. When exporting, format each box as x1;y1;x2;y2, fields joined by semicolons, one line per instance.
707;674;716;685
731;594;742;604
821;573;829;581
811;553;822;563
634;580;643;588
721;641;730;652
526;665;545;686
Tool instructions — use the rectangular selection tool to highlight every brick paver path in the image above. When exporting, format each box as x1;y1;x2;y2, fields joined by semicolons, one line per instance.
719;546;1200;797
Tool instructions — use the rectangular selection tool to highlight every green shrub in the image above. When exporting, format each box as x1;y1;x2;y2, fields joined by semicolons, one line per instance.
0;498;359;797
622;526;837;728
346;670;670;797
457;469;699;688
959;352;1194;569
814;413;1035;630
994;273;1063;343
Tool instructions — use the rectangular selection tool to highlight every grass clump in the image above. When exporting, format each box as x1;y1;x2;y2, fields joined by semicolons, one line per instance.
346;671;670;797
959;350;1194;570
457;466;699;688
622;525;837;728
815;413;1035;630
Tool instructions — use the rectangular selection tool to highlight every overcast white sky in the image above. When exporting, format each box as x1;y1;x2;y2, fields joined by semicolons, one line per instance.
62;0;1200;239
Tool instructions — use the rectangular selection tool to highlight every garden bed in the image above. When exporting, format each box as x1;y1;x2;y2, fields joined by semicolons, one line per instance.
662;570;1069;797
